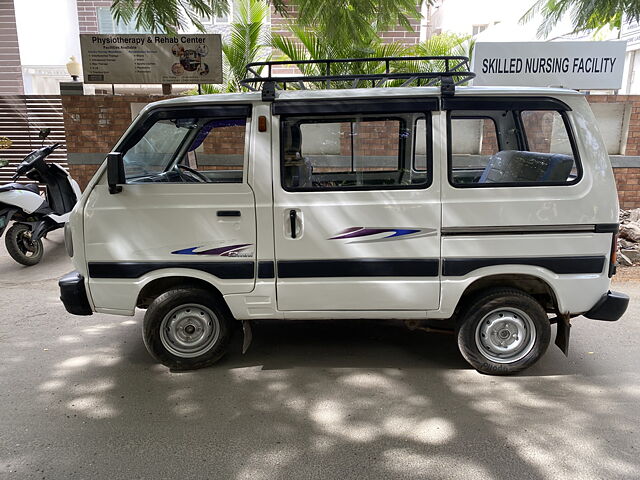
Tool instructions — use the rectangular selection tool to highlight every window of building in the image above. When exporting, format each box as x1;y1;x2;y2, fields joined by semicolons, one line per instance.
96;7;151;34
472;24;488;36
449;109;580;186
280;113;430;191
201;1;233;25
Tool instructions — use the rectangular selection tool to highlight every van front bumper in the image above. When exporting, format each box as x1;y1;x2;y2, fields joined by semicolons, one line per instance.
584;291;629;321
59;271;93;316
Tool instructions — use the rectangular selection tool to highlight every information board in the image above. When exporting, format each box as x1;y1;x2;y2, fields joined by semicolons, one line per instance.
80;34;222;84
472;41;627;90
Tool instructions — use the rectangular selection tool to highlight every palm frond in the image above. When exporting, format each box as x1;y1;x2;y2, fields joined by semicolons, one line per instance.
520;0;640;38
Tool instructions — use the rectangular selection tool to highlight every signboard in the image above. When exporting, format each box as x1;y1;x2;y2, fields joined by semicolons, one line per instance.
472;41;627;90
621;19;640;49
80;34;222;84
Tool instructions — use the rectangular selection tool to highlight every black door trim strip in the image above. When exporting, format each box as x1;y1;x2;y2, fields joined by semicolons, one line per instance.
277;259;440;278
258;261;275;279
88;261;255;279
442;256;606;277
441;223;619;236
272;98;439;116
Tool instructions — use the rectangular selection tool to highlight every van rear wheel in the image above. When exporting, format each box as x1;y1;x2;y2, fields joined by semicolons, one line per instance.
143;288;232;370
456;288;551;375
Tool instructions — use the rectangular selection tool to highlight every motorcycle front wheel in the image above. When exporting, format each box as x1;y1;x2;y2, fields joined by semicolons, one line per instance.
5;223;44;266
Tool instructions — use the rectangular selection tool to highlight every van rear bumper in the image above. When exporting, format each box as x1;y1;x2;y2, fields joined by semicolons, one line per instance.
584;291;629;321
59;270;93;316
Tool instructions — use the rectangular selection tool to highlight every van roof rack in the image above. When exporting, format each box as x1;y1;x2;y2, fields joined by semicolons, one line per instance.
240;56;475;101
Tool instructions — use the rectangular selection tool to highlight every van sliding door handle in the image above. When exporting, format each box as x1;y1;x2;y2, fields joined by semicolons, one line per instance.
217;210;241;217
289;210;297;239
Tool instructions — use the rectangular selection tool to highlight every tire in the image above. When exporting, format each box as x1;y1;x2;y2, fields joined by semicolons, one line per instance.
456;288;551;375
143;288;232;371
5;223;44;266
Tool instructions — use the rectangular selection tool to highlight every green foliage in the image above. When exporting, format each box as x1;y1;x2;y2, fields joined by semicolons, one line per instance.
272;28;473;89
110;0;423;40
197;0;271;94
111;0;285;35
521;0;640;38
291;0;424;47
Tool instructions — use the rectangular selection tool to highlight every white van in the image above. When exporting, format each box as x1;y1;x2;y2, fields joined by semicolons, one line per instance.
59;57;629;374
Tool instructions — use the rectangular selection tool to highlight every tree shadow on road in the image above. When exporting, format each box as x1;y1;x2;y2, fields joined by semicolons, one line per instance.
3;305;639;480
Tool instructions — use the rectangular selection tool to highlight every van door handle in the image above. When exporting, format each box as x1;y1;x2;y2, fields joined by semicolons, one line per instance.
289;209;297;239
217;210;241;217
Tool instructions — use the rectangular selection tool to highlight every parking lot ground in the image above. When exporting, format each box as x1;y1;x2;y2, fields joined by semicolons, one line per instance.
1;231;639;480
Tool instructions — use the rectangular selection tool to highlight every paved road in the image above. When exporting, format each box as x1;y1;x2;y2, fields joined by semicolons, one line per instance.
1;231;639;480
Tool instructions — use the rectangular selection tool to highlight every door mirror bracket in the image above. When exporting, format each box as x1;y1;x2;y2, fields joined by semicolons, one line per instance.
107;152;125;194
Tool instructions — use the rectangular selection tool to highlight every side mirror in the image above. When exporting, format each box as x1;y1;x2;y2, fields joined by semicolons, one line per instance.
107;152;125;194
38;128;51;141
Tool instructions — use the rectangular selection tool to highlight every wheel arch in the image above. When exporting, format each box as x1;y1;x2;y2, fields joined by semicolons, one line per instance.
453;273;560;321
136;276;226;310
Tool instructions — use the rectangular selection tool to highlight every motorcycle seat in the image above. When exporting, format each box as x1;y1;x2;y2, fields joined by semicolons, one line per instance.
0;182;40;194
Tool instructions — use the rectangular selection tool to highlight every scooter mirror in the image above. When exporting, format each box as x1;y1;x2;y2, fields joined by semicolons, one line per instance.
0;159;8;168
107;152;125;194
38;128;51;140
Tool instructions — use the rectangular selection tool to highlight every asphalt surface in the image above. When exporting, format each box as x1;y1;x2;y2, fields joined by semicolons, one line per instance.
1;230;639;480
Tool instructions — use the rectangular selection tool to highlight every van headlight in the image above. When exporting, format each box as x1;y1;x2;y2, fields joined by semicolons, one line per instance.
64;223;74;258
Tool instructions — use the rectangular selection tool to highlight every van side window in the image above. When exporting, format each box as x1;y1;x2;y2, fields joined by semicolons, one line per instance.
449;109;580;187
281;113;430;191
123;116;246;184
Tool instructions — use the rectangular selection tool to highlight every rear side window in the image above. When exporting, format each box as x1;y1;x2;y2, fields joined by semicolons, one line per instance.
280;113;430;191
449;109;580;187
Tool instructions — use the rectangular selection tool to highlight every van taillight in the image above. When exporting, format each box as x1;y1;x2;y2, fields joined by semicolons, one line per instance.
609;233;618;277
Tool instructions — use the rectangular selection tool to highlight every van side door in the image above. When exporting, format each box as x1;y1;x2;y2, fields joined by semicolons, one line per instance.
271;99;441;312
83;105;256;312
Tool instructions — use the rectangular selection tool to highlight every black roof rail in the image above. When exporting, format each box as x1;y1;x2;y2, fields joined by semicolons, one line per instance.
240;56;475;101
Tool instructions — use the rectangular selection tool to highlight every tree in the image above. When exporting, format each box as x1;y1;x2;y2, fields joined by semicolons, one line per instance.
200;0;271;93
111;0;424;41
272;28;472;89
521;0;640;38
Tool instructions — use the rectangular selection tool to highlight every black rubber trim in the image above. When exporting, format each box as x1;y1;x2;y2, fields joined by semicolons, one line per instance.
59;270;93;316
272;98;439;116
584;290;629;321
442;256;606;276
442;96;571;111
88;261;255;279
277;259;439;278
258;261;275;279
441;224;618;236
595;223;619;233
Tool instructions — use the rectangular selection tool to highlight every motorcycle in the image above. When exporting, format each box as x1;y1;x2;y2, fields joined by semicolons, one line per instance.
0;141;80;266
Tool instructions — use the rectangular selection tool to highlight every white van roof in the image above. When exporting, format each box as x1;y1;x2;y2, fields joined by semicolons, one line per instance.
141;85;583;116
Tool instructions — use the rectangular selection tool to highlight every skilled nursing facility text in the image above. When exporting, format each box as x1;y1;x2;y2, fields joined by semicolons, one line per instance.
481;56;618;74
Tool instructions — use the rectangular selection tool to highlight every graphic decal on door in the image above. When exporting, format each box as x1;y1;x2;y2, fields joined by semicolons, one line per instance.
329;227;437;244
172;244;254;257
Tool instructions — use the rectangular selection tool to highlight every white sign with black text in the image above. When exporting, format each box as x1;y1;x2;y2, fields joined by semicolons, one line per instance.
80;34;222;84
472;41;627;90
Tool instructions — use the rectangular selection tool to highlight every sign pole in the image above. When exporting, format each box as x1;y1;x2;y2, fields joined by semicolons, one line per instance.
162;84;172;95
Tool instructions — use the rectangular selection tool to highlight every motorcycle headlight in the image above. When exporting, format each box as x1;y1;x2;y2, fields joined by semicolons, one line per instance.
64;223;73;258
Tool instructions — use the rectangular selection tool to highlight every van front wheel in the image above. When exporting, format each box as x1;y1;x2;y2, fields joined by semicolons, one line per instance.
457;289;551;375
143;288;232;370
